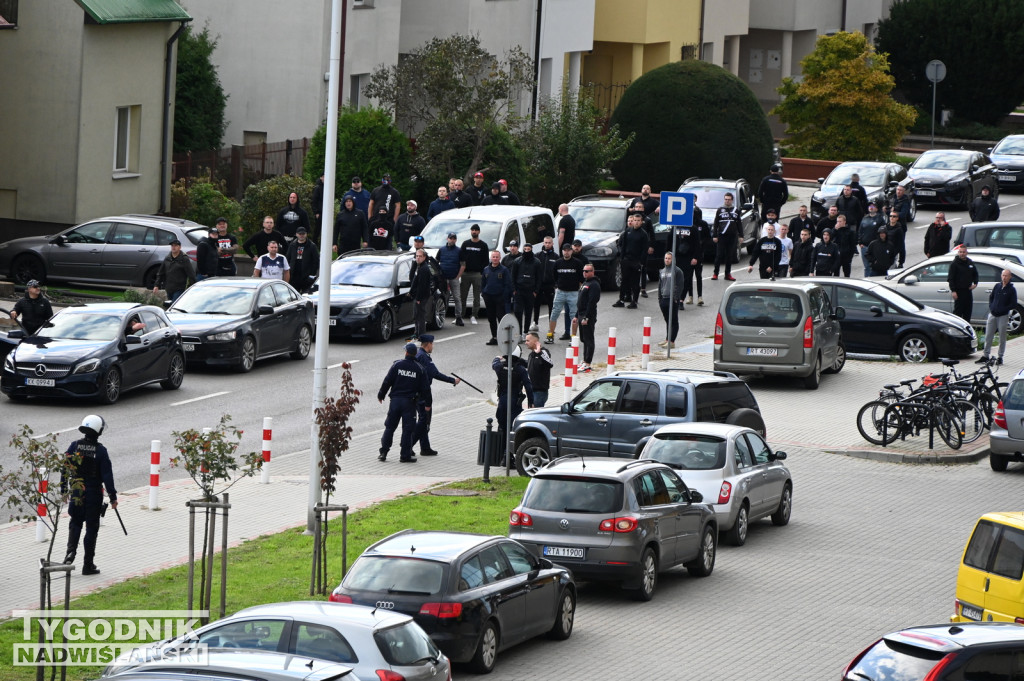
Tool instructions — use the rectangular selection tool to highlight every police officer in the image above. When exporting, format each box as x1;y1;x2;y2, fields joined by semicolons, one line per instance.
377;343;429;463
62;415;117;575
413;334;460;456
11;279;53;334
493;347;534;441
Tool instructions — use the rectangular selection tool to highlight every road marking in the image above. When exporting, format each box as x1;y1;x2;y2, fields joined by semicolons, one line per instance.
434;332;474;343
327;360;360;369
31;427;78;440
170;391;231;407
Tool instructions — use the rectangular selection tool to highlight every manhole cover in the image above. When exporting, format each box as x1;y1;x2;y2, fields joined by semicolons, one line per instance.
429;488;480;497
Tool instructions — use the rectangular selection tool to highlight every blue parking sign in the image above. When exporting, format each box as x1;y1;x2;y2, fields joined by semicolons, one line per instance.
660;192;695;227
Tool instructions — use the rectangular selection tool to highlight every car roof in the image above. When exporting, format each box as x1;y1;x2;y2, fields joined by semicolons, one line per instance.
978;511;1024;528
114;214;208;229
568;195;633;208
917;148;975;157
605;368;742;385
368;530;505;561
909;254;1024;273
60;302;145;313
680;178;745;189
125;648;352;680
337;249;410;263
652;422;756;438
232;600;411;630
538;456;667;479
188;277;277;288
961;221;1024;231
426;205;552;220
883;623;1024;653
724;280;824;293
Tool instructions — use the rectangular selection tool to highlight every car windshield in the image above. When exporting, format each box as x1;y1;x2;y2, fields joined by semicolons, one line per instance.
724;291;802;327
993;137;1024;155
328;260;394;288
823;165;887;187
643;434;727;470
171;286;255;315
864;284;924;311
374;622;442;667
419;219;502;249
915;152;970;172
342;556;445;595
567;205;627;232
679;186;737;212
522;477;623;514
39;313;122;341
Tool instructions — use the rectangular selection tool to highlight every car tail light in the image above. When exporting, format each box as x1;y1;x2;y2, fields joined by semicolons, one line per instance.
803;316;813;348
1016;617;1024;624
509;509;533;526
994;401;1007;429
328;593;352;604
419;602;463;618
714;313;723;346
186;249;198;262
922;653;957;681
840;639;880;680
599;516;638;532
376;671;405;681
718;481;732;504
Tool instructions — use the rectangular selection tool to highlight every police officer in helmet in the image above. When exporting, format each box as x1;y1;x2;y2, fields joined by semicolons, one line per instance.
377;343;429;463
62;415;118;575
493;346;535;440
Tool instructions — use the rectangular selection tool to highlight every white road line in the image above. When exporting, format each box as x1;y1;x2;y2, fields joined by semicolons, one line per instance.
434;332;474;343
170;391;232;407
31;426;78;440
326;360;360;369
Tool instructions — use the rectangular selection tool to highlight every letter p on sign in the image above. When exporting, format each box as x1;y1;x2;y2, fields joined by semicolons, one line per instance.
660;192;695;227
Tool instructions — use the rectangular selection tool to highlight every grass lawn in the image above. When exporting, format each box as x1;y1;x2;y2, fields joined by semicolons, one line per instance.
0;476;529;680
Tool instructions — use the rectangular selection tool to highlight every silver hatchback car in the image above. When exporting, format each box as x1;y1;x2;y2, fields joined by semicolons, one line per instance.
639;423;792;546
990;368;1024;472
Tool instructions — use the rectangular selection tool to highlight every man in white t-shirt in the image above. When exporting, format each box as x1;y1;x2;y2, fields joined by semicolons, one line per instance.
252;241;290;283
777;223;793;278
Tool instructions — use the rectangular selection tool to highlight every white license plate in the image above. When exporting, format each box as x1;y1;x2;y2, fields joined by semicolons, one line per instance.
182;343;196;352
999;175;1015;182
746;347;779;356
26;378;55;387
543;546;585;559
960;603;983;621
916;189;936;196
329;319;337;326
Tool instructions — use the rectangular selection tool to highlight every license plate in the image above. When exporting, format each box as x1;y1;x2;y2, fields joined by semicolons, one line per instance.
543;546;585;559
329;319;337;326
960;603;983;621
999;175;1015;182
26;378;55;387
182;343;196;352
746;347;779;356
916;189;936;196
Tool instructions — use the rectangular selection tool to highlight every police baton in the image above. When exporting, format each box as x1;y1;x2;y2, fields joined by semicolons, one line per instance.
451;373;483;394
113;505;128;536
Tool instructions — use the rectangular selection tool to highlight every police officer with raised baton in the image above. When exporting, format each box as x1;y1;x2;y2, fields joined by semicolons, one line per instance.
378;343;429;463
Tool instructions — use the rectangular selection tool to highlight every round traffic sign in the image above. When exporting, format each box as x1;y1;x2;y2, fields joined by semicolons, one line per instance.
925;59;946;83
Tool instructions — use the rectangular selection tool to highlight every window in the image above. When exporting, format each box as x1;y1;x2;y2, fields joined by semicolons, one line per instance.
745;433;773;465
989;228;1024;249
499;542;535;575
952;652;1016;681
342;556;444;593
724;291;802;327
657;470;687;503
396;260;412;285
65;222;114;244
620;381;659;415
1003;379;1024;411
734;436;754;468
572;379;622;412
522;477;621;514
147;229;177;246
664;384;688;417
645;434;725;470
964;520;1000;571
113;105;141;175
502;223;521;250
139;311;166;331
913;262;950;283
990;525;1024;580
110;223;148;246
521;214;553;244
635;471;670;506
835;287;885;313
459;556;485;590
693;382;758;423
257;286;277;309
198;619;286;652
477;546;514;583
975;262;1007;281
272;281;298;303
292;623;355;663
0;0;18;27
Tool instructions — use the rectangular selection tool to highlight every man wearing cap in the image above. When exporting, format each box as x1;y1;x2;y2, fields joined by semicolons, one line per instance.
343;176;370;214
334;195;369;254
214;218;239;277
970;185;1000;223
459;225;488;324
413;334;460;456
481;182;509;206
196;226;220;280
153;237;197;302
501;240;521;269
557;203;575;250
866;226;897;277
252;241;290;282
377;343;429;463
286;227;319;293
409;247;433;341
493;347;534;443
437;232;464;325
427;186;455;221
570;239;590;266
467;171;487;204
243;216;287;260
395;200;425;251
276;191;310;241
11;280;53;335
498;179;520;205
548;242;585;341
368;173;402;224
858;202;885;273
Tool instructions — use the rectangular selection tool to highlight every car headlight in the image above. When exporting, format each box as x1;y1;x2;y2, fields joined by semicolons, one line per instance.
587;246;613;257
945;177;967;188
72;358;101;374
351;302;379;314
206;331;237;342
3;353;14;372
940;326;969;337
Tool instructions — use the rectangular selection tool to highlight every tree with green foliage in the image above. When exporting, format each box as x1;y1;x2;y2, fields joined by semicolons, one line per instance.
773;31;916;161
240;175;315;238
517;88;633;209
610;60;773;191
171;178;241;231
302;107;413;206
174;25;228;153
363;34;534;183
878;0;1024;126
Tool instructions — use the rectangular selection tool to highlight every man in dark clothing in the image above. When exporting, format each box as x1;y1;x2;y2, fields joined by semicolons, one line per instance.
789;205;815;245
557;203;576;250
969;185;1000;222
891;185;913;225
214;218;239;277
377;343;429;463
482;251;513;345
886;210;907;268
832;215;858;277
524;332;553;407
947;244;979;322
196;226;220;280
757;163;789;223
672;209;703;304
481;182;509;206
498;179;520;205
426;186;455;221
413;334;460;456
459;225;489;323
277;192;310;241
334;196;369;254
858;203;885;272
812;229;840;276
395;200;426;251
286;228;320;293
437;232;464;325
748;224;783;279
615;212;650;307
571;240;590;266
343;176;371;215
626;198;656;298
815;205;839;240
409;249;434;343
712;192;741;280
640;184;660;216
11;280;53;334
923;212;953;259
450;179;474;209
848;173;869;211
466;171;487;204
153;239;196;301
789;228;815;277
243;216;288;259
834;185;865;231
980;268;1017;364
535;236;557;330
573;264;601;370
367;208;395;250
493;349;534;440
311;174;325;231
501;241;521;269
368;173;402;224
866;227;897;277
512;242;541;333
61;414;117;575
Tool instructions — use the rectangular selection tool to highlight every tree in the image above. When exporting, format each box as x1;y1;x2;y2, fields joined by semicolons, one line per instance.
239;175;315;237
174;24;228;153
773;31;916;161
363;34;534;183
517;88;633;209
610;60;773;191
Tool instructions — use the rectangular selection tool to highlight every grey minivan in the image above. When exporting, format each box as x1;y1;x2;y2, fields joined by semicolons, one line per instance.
713;281;846;389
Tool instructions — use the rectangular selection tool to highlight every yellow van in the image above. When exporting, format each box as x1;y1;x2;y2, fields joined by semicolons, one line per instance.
952;512;1024;624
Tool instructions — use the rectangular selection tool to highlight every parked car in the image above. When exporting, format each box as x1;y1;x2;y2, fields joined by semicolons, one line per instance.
418;204;554;257
567;194;654;290
842;622;1024;681
638;423;791;546
954;221;1024;250
908;149;998;209
1;303;184;403
0;215;208;287
307;250;445;342
677;177;760;256
713;280;846;389
810;160;915;222
103;650;356;681
509;457;717;601
167;278;314;373
990;371;1024;472
964;246;1024;265
988;134;1024;190
813;277;976;362
510;368;765;477
952;512;1024;624
330;531;575;674
881;254;1024;333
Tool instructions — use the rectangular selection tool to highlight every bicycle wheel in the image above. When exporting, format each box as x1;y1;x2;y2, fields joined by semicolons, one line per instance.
951;399;986;444
932;405;963;450
973;392;998;428
857;400;901;446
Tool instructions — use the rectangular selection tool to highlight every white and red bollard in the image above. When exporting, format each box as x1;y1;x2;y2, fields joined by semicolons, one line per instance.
36;468;47;543
641;317;652;370
571;336;580;389
148;440;161;511
260;417;272;484
563;347;574;403
607;327;617;375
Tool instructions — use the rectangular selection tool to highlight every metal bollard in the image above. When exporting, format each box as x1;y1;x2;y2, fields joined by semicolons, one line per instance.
148;441;161;511
563;347;573;403
571;335;579;390
36;468;47;543
607;327;617;375
641;316;652;370
260;417;272;484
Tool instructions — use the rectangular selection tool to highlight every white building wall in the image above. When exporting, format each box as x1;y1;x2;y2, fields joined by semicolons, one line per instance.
701;0;749;72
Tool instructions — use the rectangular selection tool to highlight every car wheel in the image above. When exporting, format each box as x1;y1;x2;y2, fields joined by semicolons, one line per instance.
369;307;394;342
547;588;575;640
237;336;256;373
631;547;658;601
427;295;446;330
772;484;793;526
142;265;160;290
802;355;821;389
824;341;846;374
907;197;917;222
515;437;554;477
601;258;622;291
290;325;311;360
685;526;716;577
97;367;121;405
468;621;498;674
990;454;1009;472
160;353;185;390
726;503;749;546
1007;305;1024;334
724;407;766;438
898;333;932;363
12;255;46;286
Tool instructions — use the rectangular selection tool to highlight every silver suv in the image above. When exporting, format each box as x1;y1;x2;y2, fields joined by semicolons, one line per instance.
509;458;717;601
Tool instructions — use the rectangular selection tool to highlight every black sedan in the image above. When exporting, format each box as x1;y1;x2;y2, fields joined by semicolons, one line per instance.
167;278;313;372
309;250;445;342
908;149;998;209
330;530;575;674
988;134;1024;190
810;161;915;222
1;303;184;403
813;277;976;363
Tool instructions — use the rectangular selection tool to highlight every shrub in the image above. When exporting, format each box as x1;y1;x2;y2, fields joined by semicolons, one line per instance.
169;178;241;231
239;175;315;239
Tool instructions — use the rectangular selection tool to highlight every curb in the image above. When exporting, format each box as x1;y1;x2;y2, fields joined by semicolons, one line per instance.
829;444;990;465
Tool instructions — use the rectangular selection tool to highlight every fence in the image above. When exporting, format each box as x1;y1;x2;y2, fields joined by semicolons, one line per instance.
172;138;311;199
580;81;632;118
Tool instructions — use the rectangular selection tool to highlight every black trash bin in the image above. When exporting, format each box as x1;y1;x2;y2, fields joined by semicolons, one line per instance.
477;424;505;466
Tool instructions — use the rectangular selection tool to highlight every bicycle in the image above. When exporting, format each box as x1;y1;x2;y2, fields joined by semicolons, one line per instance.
880;400;963;450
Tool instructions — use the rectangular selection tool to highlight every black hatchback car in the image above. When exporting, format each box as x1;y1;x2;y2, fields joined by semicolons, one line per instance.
329;530;575;674
1;303;184;403
908;149;998;209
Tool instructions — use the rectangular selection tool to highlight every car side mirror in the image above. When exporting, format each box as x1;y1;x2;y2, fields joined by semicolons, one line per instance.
971;165;979;173
888;180;899;188
8;329;24;340
50;235;65;246
769;450;787;461
398;280;411;288
688;489;704;504
258;305;275;316
869;305;883;317
560;402;572;414
903;275;918;285
988;147;994;154
308;284;319;293
817;177;825;185
741;203;754;211
124;335;142;345
536;557;553;570
832;306;846;320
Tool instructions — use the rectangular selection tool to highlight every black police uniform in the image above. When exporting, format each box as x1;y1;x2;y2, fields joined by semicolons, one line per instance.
378;352;429;462
757;171;789;223
414;339;457;456
493;355;534;439
13;293;53;335
61;433;117;574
